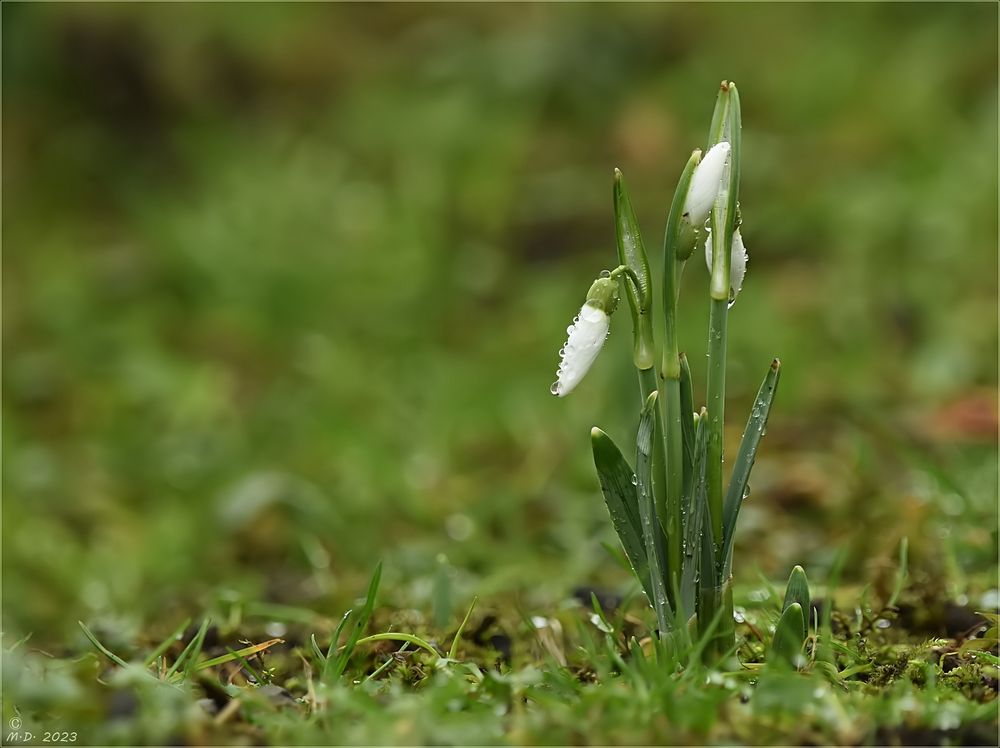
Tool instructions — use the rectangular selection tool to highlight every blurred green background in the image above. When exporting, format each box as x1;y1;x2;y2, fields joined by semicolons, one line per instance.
3;3;997;650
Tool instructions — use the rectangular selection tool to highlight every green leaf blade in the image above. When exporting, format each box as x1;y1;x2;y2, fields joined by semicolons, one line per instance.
721;358;781;575
591;427;652;600
613;169;652;312
770;602;806;669
782;565;811;639
635;393;673;635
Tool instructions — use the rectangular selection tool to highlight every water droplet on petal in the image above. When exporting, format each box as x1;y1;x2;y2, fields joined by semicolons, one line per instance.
550;382;560;395
599;269;612;279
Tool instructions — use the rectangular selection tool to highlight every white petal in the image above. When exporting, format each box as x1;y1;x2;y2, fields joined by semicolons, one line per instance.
683;141;730;227
551;303;610;397
703;228;749;299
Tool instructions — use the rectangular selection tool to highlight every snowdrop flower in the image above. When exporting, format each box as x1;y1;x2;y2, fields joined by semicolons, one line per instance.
704;228;748;300
683;141;730;228
551;276;619;397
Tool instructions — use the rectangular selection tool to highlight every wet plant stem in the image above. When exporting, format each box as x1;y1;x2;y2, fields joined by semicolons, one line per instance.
638;365;674;609
705;296;727;550
660;254;684;602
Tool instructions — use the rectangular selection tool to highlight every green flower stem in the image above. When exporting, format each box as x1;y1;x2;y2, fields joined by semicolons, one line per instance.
660;244;683;599
704;81;741;659
658;151;700;608
705;295;728;548
662;376;683;596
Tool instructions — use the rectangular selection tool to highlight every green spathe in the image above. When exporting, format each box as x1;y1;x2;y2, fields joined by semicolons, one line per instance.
585;277;620;315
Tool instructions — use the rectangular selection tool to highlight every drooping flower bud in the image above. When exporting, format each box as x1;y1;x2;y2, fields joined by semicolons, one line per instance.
683;141;730;228
704;228;748;300
551;276;619;397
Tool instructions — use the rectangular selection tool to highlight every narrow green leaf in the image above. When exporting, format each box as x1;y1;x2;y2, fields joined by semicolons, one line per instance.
679;353;696;484
680;409;709;617
222;646;265;683
448;596;478;661
182;617;212;679
194;638;283;672
636;392;673;635
706;80;732;148
782;566;811;639
696;500;719;623
165;620;207;679
352;632;440;660
143;617;191;668
329;561;383;681
324;609;353;668
78;621;129;668
592;427;653;600
721;358;781;576
614;170;655;370
888;537;908;608
310;633;326;665
770;602;806;669
613;168;652;311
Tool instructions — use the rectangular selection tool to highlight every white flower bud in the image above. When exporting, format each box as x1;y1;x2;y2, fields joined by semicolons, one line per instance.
683;141;731;227
551;303;611;397
704;228;748;300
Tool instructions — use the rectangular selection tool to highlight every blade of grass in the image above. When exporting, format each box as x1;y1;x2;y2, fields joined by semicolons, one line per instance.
352;633;440;659
78;621;129;668
310;634;326;665
143;617;191;668
223;646;266;684
888;537;909;608
721;358;781;576
164;620;207;679
592;427;653;600
7;632;33;652
194;638;283;672
323;610;353;667
328;561;383;681
182;618;212;679
448;596;478;660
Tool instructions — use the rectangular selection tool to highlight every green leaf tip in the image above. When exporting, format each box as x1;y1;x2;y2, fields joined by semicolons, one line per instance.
783;565;811;638
770;601;806;669
591;426;653;603
613;166;655;369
